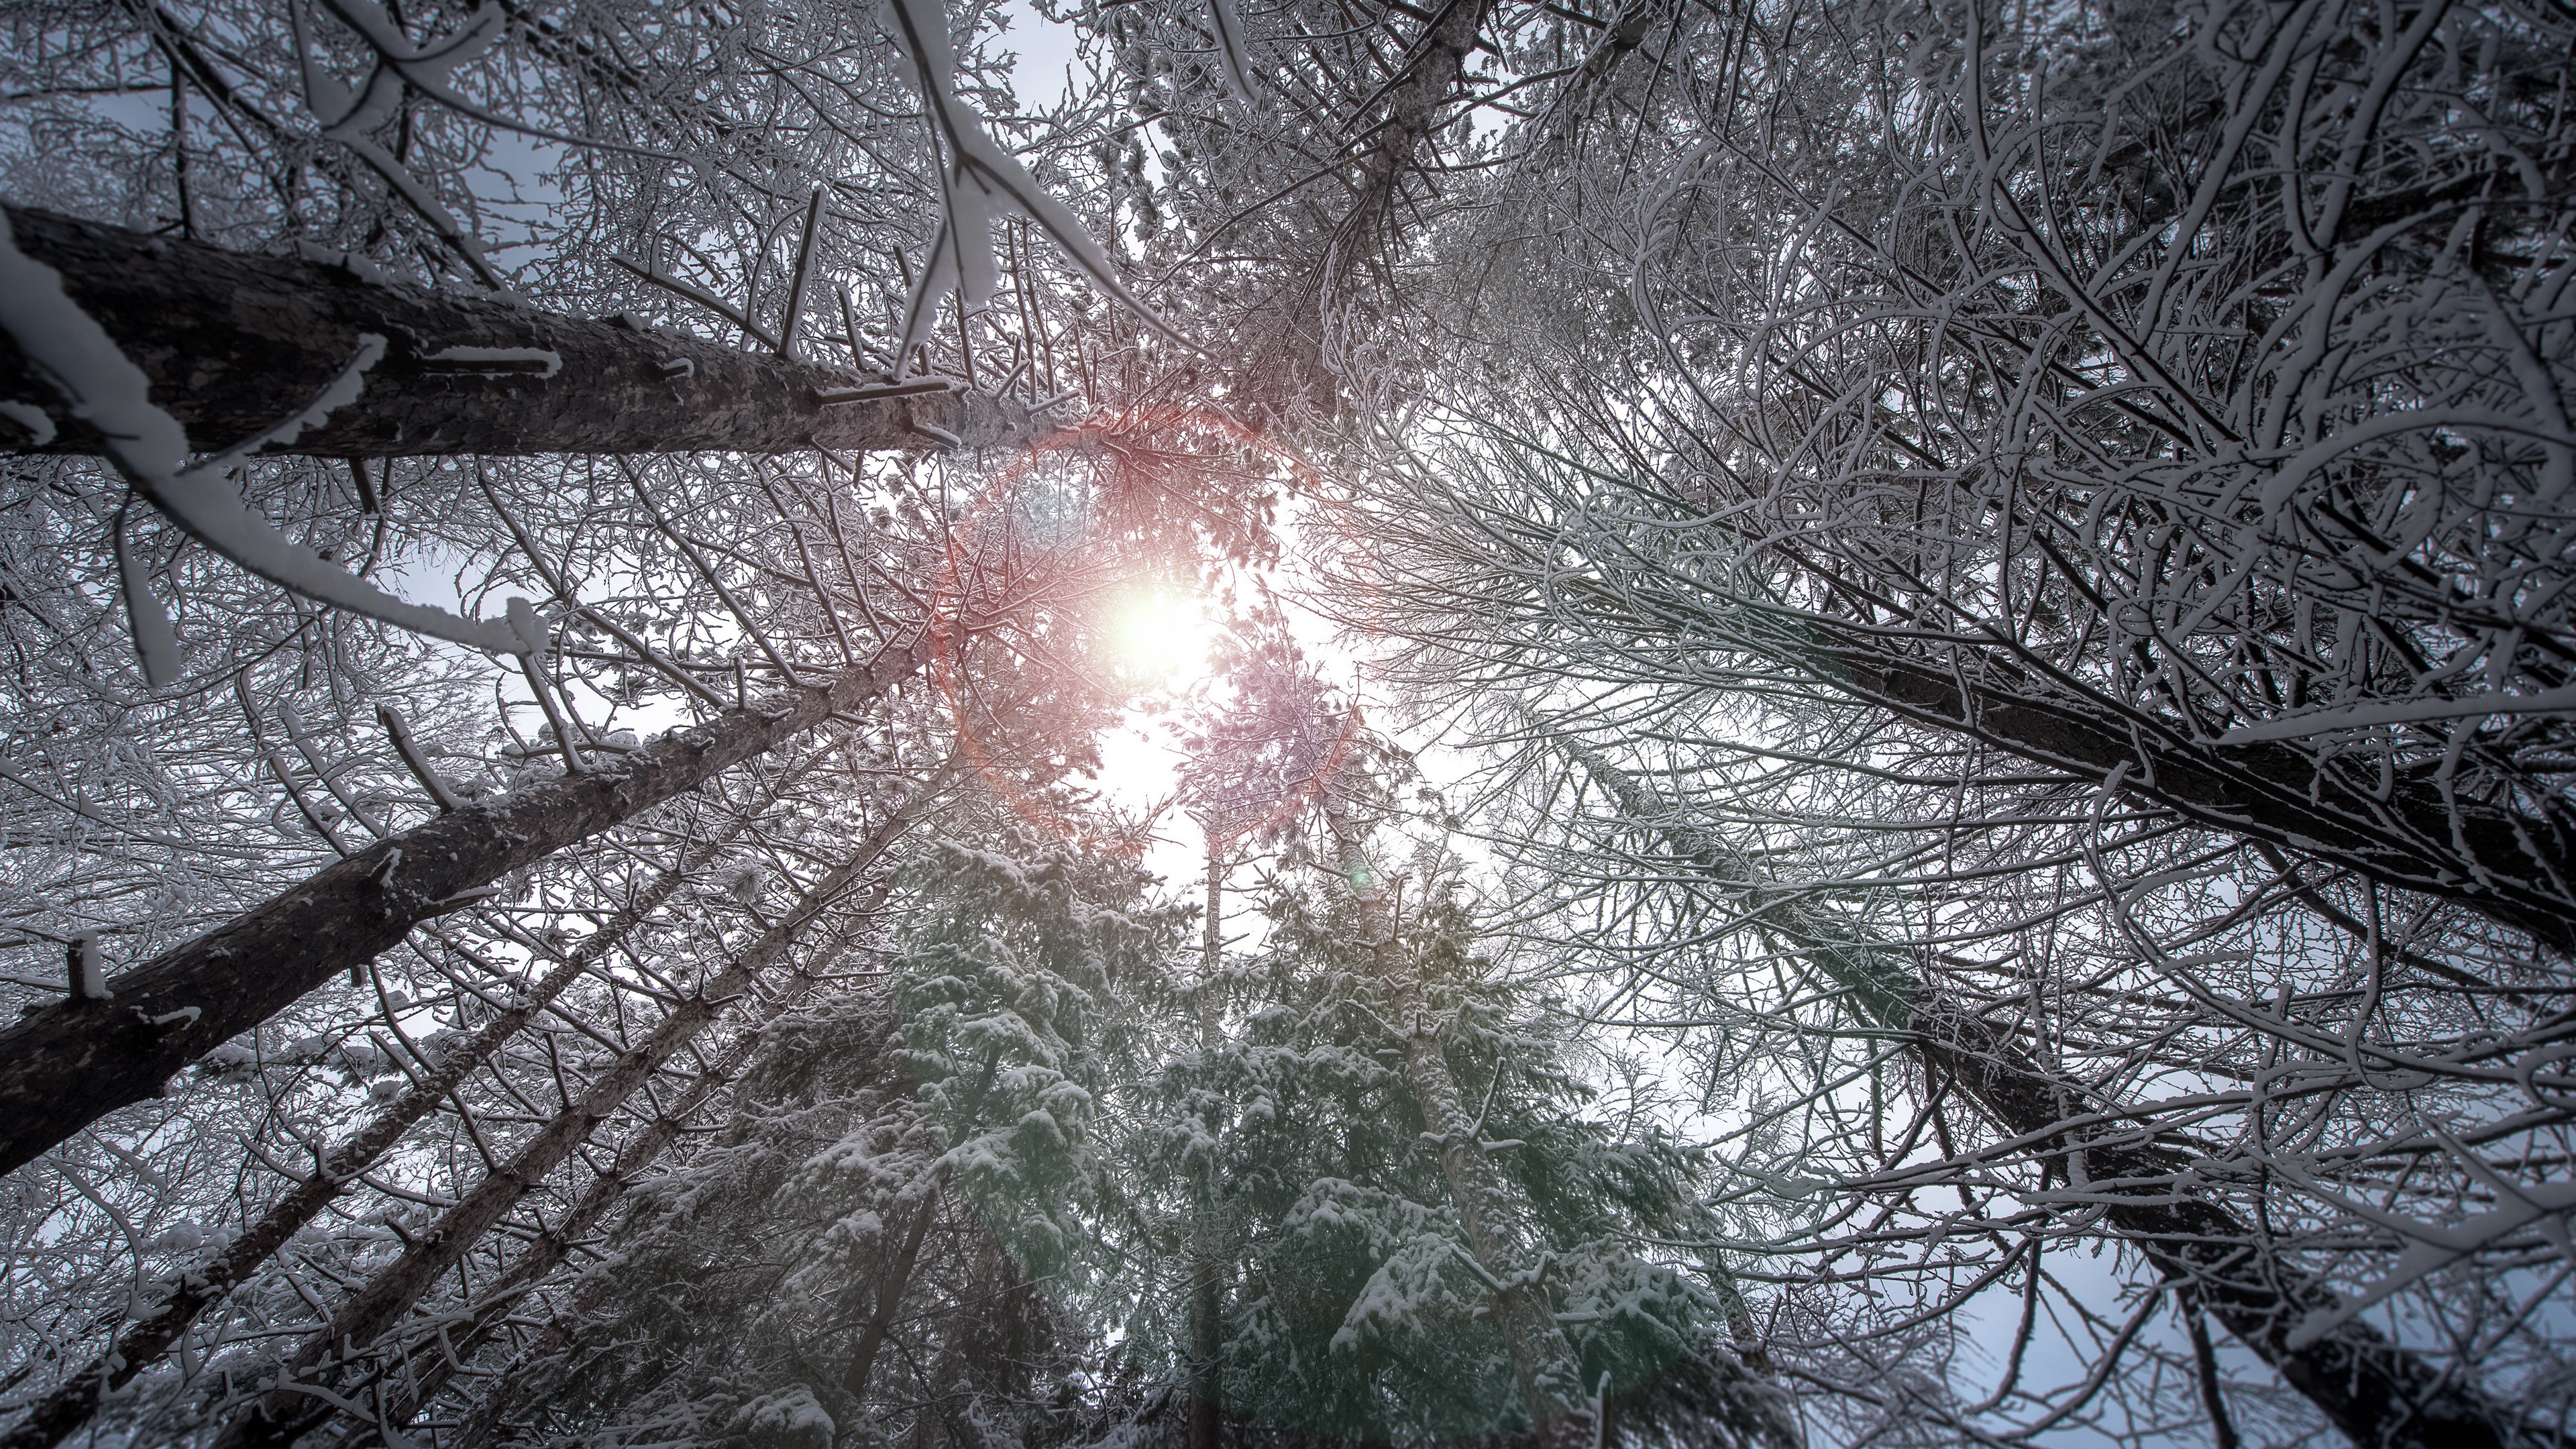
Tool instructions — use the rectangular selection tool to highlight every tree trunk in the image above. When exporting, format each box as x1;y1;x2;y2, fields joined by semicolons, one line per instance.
0;207;994;458
1333;0;1497;289
0;637;928;1178
1318;791;1586;1435
445;1310;576;1449
842;1171;945;1399
382;955;856;1434
376;865;920;1438
0;818;749;1449
1187;841;1226;1449
1558;738;2520;1449
186;762;942;1445
207;802;914;1449
1833;645;2576;954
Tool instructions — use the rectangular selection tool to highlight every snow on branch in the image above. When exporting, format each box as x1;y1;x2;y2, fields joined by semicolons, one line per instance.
284;0;679;292
0;209;542;684
881;0;1193;368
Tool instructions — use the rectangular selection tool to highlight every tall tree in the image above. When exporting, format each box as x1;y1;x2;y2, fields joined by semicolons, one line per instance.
1;207;984;458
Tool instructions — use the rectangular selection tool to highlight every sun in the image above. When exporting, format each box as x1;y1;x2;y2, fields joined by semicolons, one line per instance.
1106;584;1215;684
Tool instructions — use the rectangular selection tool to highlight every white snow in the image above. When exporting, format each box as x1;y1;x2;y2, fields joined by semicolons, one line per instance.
883;0;1188;368
114;507;184;685
423;345;564;378
0;399;54;444
271;333;386;447
0;209;538;662
68;933;108;1000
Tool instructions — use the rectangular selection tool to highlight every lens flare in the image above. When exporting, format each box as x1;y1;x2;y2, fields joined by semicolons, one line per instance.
1107;585;1211;682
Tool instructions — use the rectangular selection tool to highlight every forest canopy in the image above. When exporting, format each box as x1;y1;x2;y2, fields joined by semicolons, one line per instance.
1;0;2573;1445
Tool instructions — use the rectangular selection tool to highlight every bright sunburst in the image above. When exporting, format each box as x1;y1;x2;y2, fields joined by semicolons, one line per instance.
1106;584;1216;684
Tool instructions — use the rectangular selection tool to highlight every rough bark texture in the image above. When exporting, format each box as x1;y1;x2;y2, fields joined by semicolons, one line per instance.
447;1311;577;1449
1835;647;2576;953
0;207;999;458
0;639;927;1178
209;821;907;1449
1563;740;2520;1449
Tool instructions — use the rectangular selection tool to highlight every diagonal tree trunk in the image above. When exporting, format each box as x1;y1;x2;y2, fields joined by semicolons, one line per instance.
0;637;930;1177
205;792;921;1449
840;1168;945;1401
1829;645;2576;954
0;822;739;1449
1554;735;2520;1449
441;1303;580;1449
437;991;931;1449
0;207;988;459
368;857;924;1441
327;920;859;1448
839;1025;1015;1409
1441;470;2576;949
5;749;909;1449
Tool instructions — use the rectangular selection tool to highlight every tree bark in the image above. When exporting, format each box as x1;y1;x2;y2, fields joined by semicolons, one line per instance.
376;940;855;1436
0;637;928;1177
1558;738;2520;1449
1833;645;2576;954
841;1171;944;1399
376;861;922;1438
0;207;995;458
0;824;737;1449
1332;0;1498;287
13;759;941;1449
207;806;912;1449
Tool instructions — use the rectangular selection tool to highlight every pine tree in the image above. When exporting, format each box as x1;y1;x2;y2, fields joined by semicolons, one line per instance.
1117;628;1794;1446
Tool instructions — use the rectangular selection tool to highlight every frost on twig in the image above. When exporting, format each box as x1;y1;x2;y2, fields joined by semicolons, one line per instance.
287;0;516;292
282;0;676;294
379;706;465;812
1207;0;1254;103
881;0;1191;369
111;502;182;687
610;253;781;350
778;189;827;360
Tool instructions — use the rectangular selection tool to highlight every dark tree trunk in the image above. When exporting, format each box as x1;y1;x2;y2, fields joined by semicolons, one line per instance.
208;810;912;1449
0;825;739;1449
0;639;926;1177
1562;741;2522;1449
842;1173;944;1399
1831;646;2576;953
360;882;913;1442
0;207;995;458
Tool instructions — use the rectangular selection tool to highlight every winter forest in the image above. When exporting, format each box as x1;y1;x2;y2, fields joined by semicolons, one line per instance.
0;0;2571;1443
